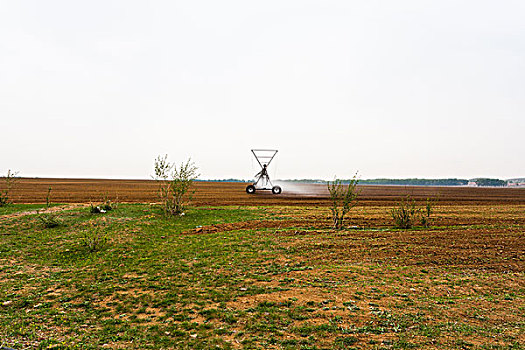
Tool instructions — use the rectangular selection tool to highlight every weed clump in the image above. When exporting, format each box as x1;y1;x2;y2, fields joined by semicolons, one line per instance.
90;203;104;214
36;188;63;228
90;197;116;214
391;196;437;229
101;200;114;211
81;224;108;252
420;197;436;227
391;196;418;229
37;212;62;228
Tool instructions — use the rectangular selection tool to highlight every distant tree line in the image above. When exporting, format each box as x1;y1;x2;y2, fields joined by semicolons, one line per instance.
196;179;249;183
276;179;326;184
358;178;469;186
277;178;509;187
197;178;510;187
471;178;507;187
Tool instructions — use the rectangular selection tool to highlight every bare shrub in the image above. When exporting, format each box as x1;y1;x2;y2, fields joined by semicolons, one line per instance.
89;195;117;214
391;196;438;229
45;186;52;209
37;212;62;228
153;155;199;216
90;203;103;214
0;170;19;207
82;225;108;252
391;196;419;229
327;174;359;230
420;197;436;227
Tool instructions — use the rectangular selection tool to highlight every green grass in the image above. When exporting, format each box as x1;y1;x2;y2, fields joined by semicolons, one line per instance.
0;205;280;349
0;204;523;349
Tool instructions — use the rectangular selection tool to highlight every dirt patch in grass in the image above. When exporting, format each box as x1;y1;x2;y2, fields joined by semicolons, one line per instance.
0;204;89;220
185;219;320;234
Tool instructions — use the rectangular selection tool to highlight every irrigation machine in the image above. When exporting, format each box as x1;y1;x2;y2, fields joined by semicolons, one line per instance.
246;149;282;195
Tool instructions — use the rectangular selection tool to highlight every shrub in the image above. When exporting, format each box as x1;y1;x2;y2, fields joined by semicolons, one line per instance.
101;194;117;211
327;174;359;230
45;186;52;209
0;170;19;207
37;212;62;228
101;200;114;211
391;196;419;229
90;198;116;214
81;225;108;252
90;203;104;214
153;155;199;216
420;197;436;227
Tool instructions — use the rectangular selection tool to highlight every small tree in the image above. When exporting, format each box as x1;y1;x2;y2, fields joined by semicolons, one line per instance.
81;222;109;252
391;196;419;229
153;155;199;216
420;197;436;227
0;169;19;207
391;196;437;229
46;186;52;209
327;174;359;230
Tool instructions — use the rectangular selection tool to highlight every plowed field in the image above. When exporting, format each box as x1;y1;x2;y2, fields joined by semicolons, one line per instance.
6;178;525;205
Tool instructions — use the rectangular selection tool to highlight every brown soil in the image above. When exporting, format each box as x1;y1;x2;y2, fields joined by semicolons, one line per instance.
5;178;525;206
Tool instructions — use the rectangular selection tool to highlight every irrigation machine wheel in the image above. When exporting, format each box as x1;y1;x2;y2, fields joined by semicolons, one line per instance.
246;185;256;194
272;186;282;195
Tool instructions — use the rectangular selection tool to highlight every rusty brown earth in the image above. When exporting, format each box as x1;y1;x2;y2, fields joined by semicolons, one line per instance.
6;178;525;206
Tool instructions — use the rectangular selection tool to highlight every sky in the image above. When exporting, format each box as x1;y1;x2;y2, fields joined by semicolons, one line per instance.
1;0;524;180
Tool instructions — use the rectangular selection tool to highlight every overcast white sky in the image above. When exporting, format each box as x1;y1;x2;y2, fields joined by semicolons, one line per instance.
1;0;524;180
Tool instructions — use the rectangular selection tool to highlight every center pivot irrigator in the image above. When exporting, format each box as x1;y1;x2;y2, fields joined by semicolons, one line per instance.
246;149;282;195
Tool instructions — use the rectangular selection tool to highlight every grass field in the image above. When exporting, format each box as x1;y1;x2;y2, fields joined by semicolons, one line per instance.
1;192;524;349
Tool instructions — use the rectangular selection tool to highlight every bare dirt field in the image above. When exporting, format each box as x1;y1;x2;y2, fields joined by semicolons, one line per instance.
6;178;525;206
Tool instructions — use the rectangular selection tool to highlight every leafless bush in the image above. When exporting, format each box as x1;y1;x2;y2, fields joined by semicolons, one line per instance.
37;212;62;228
0;169;19;207
90;194;117;214
45;186;52;209
391;196;437;229
420;197;436;227
82;224;108;252
391;196;419;229
153;155;199;216
327;174;359;230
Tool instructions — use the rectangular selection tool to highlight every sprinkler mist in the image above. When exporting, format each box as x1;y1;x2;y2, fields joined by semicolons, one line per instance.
246;149;282;195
